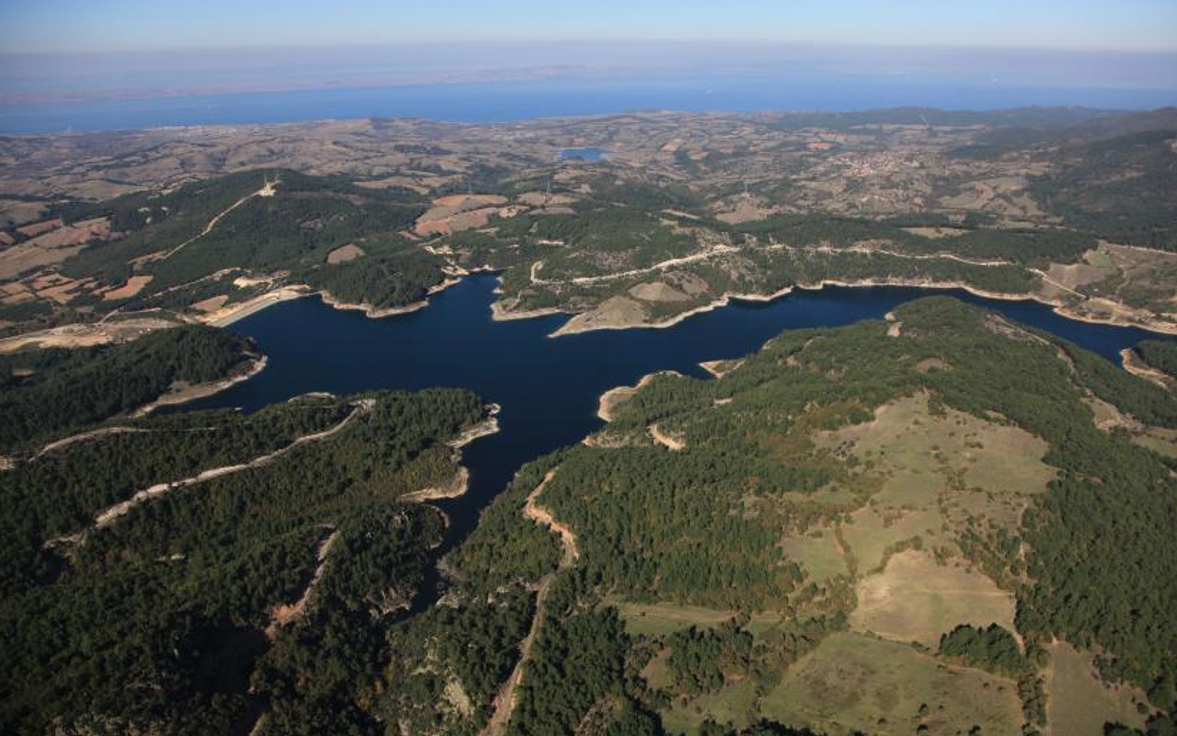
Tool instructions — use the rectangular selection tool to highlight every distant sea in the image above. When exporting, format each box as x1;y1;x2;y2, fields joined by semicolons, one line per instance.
1;75;1175;135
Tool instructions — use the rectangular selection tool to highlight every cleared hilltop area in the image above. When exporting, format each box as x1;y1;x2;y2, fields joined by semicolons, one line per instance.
1;107;1175;348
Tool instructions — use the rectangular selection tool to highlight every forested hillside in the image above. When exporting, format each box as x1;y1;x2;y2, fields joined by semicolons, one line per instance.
0;169;448;332
0;387;491;736
0;325;255;452
242;296;1174;736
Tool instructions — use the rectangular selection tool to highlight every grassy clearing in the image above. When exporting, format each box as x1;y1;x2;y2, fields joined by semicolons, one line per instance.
841;505;940;575
1087;395;1129;428
1045;641;1149;736
761;632;1022;736
619;602;794;736
614;600;789;639
780;524;849;584
850;550;1016;647
614;601;738;637
1133;427;1177;459
1084;248;1115;269
814;393;1054;573
660;677;760;735
1085;395;1177;459
640;648;674;690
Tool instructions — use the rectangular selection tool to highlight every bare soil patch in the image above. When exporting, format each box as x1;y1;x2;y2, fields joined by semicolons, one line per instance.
192;294;230;313
16;218;62;237
851;550;1016;647
629;281;691;302
0;317;180;353
553;296;648;335
103;275;154;301
902;226;970;239
0;217;111;279
1043;260;1114;291
416;194;509;236
517;192;576;207
699;358;744;379
648;423;686;450
326;243;365;264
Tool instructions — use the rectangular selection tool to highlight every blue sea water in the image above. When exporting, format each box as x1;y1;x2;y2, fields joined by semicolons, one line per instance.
2;76;1175;135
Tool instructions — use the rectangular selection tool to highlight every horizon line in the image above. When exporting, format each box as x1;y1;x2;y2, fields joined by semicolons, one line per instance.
5;38;1177;58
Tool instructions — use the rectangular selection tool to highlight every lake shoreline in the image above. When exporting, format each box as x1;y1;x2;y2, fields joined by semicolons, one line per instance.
204;287;312;327
317;276;467;320
206;273;473;327
539;278;1177;338
9;268;1171;356
1120;348;1175;390
596;372;681;422
203;270;1177;341
133;352;269;416
403;405;501;503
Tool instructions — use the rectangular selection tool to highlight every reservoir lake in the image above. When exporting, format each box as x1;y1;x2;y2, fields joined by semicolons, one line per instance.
191;274;1172;603
559;147;608;162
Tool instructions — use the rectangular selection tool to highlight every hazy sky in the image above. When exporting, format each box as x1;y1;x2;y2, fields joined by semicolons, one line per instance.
3;0;1176;53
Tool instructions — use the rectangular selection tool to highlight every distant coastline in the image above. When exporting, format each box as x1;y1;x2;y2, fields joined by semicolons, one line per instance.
3;76;1175;136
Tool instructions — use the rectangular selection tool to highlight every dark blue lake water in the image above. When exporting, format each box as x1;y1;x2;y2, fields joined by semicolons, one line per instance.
191;275;1170;591
560;147;607;162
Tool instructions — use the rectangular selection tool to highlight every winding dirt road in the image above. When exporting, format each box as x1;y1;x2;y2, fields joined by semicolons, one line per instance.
46;399;372;547
528;239;1015;290
33;426;151;458
479;468;578;736
530;244;739;286
159;177;279;261
523;469;579;565
266;529;338;638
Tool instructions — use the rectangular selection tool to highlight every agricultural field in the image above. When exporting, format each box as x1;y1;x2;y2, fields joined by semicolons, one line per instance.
814;392;1056;576
1044;642;1151;736
761;632;1023;736
850;550;1016;648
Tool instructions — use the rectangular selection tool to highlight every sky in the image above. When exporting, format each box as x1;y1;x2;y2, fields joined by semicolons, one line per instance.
0;0;1174;107
2;0;1176;54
